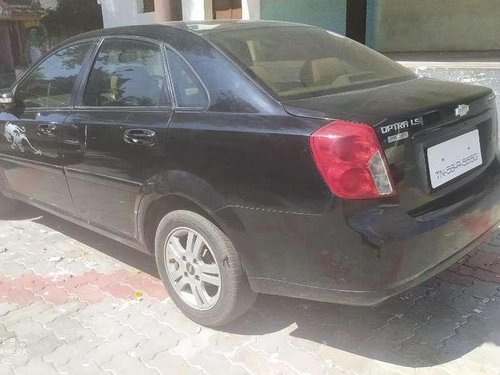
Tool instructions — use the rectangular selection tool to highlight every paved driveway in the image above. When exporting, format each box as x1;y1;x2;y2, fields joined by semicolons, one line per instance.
0;203;499;374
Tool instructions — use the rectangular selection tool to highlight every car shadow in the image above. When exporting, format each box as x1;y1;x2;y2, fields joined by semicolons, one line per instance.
11;203;499;368
6;202;158;277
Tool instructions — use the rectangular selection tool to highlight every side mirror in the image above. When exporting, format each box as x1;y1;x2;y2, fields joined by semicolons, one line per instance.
0;91;14;111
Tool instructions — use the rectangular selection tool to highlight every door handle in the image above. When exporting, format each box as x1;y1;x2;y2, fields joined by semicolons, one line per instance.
37;123;57;137
123;129;156;146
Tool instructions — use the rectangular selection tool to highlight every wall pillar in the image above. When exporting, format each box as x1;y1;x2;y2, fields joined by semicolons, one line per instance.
154;0;182;22
182;0;213;21
242;0;260;20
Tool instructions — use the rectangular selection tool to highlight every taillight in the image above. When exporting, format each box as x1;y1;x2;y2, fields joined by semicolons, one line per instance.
310;120;396;199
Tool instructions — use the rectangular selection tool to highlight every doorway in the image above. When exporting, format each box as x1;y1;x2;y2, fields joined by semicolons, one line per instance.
346;0;367;44
213;0;242;20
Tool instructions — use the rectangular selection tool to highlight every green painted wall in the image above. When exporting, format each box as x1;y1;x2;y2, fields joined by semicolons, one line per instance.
366;0;500;52
261;0;347;35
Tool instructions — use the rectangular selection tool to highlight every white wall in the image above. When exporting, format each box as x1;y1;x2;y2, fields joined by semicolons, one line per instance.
181;0;261;21
182;0;213;21
242;0;260;20
39;0;58;10
100;0;155;28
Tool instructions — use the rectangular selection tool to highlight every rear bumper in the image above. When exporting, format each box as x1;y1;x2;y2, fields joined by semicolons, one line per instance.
247;220;498;305
221;160;500;305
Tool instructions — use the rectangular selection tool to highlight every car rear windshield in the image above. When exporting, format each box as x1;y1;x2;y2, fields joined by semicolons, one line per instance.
206;26;416;100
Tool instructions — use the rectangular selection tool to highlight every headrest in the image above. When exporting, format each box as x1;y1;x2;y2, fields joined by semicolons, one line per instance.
300;58;348;86
111;66;151;93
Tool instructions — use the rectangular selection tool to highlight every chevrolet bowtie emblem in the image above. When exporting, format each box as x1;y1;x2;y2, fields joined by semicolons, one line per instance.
455;104;469;117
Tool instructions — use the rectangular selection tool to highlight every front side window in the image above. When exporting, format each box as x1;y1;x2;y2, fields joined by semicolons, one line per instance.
207;26;416;100
16;43;90;108
83;39;169;107
166;49;208;109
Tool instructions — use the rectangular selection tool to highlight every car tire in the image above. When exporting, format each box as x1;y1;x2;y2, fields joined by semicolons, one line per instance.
0;190;17;217
155;210;256;327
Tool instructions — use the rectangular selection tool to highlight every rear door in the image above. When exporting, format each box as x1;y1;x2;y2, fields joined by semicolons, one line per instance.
62;37;172;239
0;42;92;214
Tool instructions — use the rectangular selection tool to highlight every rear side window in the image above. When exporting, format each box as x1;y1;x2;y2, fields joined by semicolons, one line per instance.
83;39;169;107
207;26;416;100
16;43;90;108
166;49;208;109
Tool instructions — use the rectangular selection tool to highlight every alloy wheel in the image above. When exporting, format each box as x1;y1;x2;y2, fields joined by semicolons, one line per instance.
164;227;221;310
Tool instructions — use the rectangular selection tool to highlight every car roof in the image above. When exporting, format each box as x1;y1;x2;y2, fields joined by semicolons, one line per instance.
170;20;308;34
62;20;312;45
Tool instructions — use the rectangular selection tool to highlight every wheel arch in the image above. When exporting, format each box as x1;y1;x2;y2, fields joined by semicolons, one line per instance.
138;191;245;255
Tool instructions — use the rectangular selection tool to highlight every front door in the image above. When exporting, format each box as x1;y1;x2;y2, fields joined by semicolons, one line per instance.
0;42;92;214
62;38;172;239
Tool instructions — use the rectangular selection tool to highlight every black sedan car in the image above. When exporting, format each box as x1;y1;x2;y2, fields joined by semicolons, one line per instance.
0;21;499;327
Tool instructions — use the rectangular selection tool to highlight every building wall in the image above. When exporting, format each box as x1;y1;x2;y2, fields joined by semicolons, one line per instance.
100;0;155;28
261;0;346;34
39;0;58;10
242;0;260;20
101;0;261;27
367;0;500;52
182;0;212;21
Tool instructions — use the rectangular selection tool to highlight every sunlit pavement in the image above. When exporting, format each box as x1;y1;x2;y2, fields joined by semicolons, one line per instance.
0;203;499;375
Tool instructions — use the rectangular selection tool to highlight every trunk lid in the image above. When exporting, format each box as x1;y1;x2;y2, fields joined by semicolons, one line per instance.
284;78;498;213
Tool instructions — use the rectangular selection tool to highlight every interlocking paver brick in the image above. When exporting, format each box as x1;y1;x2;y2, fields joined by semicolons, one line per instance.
31;300;87;325
316;344;406;375
54;357;113;375
231;345;298;374
7;318;50;345
133;328;184;362
268;339;329;375
404;320;462;348
68;284;107;303
377;317;424;344
0;363;14;375
438;269;475;287
145;350;206;375
0;205;499;374
58;270;102;289
2;300;53;324
76;314;124;340
86;331;148;363
188;349;249;375
463;279;499;300
2;284;41;306
160;303;203;336
425;280;466;304
44;330;102;366
44;316;91;343
0;302;19;318
211;333;254;357
450;294;488;317
73;296;121;321
10;357;59;375
124;312;170;339
170;329;217;361
55;259;92;276
101;352;160;375
24;332;64;358
438;359;489;375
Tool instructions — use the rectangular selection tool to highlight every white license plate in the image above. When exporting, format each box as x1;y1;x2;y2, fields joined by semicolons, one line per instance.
427;130;483;188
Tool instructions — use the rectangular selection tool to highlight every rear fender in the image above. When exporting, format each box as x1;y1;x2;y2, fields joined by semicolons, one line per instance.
137;170;245;250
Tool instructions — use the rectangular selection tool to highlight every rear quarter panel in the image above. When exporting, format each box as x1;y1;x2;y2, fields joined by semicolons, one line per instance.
165;111;332;215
